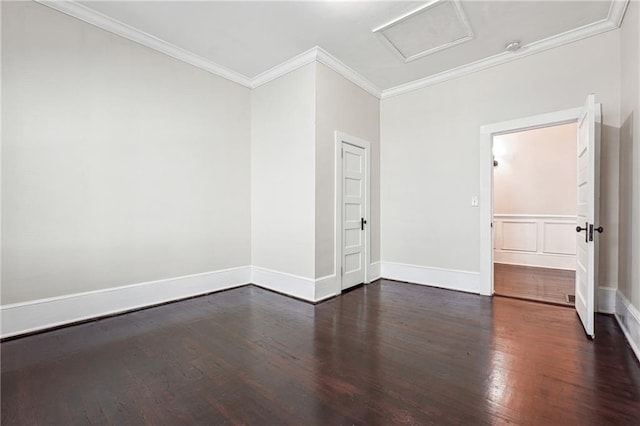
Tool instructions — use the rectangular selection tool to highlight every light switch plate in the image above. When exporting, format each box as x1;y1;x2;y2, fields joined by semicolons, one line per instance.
471;196;479;207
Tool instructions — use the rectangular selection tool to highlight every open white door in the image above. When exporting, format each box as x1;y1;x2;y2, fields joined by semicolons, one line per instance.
575;94;602;339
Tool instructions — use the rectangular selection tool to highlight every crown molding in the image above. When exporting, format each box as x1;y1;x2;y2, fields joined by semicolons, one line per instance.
35;1;381;98
250;48;318;89
36;0;627;102
315;47;382;98
381;0;629;99
251;46;381;99
607;0;630;27
35;0;253;88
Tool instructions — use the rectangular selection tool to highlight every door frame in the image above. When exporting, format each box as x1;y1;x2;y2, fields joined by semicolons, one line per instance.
479;107;584;296
335;131;371;293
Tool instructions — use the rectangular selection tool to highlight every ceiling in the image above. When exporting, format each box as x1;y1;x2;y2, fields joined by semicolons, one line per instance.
56;1;627;96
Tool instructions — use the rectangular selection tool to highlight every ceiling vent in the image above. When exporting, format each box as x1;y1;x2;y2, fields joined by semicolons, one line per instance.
372;0;474;63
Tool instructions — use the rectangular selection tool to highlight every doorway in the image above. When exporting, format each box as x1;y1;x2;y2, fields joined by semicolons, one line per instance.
335;132;371;292
492;123;578;306
479;97;602;338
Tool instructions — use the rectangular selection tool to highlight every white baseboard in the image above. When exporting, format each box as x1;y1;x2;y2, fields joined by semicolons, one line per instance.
315;262;381;301
1;262;383;338
368;261;381;282
380;262;481;294
251;266;317;302
494;252;575;270
315;274;339;302
0;266;251;339
615;290;640;362
598;286;616;314
252;263;383;303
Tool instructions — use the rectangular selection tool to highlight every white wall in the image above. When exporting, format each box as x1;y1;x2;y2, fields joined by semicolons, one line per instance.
381;30;620;289
4;1;633;326
619;0;640;311
251;61;380;298
315;62;380;279
250;63;317;279
493;123;577;215
1;2;252;304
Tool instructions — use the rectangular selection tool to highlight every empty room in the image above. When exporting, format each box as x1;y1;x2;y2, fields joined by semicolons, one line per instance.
2;0;639;424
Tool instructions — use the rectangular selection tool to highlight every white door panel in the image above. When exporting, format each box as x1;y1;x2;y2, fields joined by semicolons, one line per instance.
575;94;601;339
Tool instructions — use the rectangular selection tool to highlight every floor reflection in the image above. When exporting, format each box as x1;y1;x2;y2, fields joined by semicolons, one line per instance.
487;296;640;424
312;281;495;424
311;284;382;423
2;281;638;424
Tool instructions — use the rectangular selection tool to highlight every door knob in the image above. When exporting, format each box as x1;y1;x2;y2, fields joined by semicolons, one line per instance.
576;222;588;243
361;217;367;231
589;225;604;242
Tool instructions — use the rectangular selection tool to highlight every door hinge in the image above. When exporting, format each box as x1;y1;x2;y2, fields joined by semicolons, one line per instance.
341;148;344;158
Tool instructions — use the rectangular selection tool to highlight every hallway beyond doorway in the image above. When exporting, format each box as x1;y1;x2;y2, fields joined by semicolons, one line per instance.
494;263;575;306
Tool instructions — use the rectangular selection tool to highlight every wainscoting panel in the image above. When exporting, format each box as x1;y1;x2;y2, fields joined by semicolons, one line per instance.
494;214;576;270
543;222;577;255
501;221;537;252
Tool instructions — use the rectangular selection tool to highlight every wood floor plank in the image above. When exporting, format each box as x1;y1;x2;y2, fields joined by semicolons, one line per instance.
494;263;576;306
1;281;639;425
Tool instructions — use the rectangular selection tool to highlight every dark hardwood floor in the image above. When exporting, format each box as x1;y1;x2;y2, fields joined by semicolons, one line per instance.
494;263;576;306
2;280;639;425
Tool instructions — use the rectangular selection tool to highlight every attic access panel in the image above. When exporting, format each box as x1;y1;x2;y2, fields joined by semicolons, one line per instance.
373;0;474;63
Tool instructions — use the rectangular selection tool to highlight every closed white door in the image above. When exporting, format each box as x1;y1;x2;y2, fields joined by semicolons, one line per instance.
575;94;601;339
342;142;366;289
